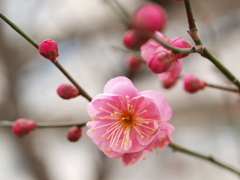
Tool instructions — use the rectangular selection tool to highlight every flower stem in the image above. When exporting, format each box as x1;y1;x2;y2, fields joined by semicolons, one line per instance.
150;33;203;54
104;0;129;26
0;12;38;49
53;61;92;101
110;45;146;63
0;11;93;101
169;142;240;176
206;83;240;93
0;120;87;128
183;0;240;89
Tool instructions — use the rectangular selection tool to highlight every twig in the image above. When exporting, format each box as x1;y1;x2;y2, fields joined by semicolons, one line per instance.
169;142;240;176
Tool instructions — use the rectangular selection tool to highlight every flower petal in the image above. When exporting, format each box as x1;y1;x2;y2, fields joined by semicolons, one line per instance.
103;76;133;93
140;90;172;121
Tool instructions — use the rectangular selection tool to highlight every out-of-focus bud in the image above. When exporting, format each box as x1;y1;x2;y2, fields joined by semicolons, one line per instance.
147;48;174;74
67;126;82;142
170;37;192;59
39;39;59;61
123;30;148;50
57;83;80;100
183;75;206;93
12;118;36;137
131;3;167;33
162;78;177;89
125;53;142;70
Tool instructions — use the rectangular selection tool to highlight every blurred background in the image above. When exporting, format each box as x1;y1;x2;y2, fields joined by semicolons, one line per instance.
1;0;240;179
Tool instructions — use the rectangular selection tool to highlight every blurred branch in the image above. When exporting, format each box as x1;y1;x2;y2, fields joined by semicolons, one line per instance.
206;83;240;93
0;120;87;128
169;142;240;176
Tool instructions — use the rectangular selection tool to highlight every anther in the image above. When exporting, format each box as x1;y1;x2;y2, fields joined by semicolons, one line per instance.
99;107;103;110
126;95;129;99
101;135;105;138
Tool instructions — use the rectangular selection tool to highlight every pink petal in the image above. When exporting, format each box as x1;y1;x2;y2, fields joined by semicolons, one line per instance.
121;151;144;167
140;90;172;121
103;76;133;93
158;60;182;80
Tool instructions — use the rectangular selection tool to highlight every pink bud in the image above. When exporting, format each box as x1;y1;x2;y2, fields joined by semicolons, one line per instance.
131;3;167;33
39;39;59;61
67;126;82;142
12;118;35;137
170;37;192;59
147;49;174;74
183;75;206;93
57;83;80;99
27;120;37;130
125;54;142;70
123;30;148;50
162;78;177;89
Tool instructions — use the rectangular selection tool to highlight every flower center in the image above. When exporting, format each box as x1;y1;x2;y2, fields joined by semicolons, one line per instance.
122;114;134;126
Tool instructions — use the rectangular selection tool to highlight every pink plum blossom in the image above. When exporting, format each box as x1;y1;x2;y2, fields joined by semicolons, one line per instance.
158;60;182;81
147;47;175;74
162;77;177;89
141;32;190;82
87;76;174;166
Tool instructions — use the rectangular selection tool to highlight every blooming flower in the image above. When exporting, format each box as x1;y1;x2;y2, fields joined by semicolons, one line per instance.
87;76;174;166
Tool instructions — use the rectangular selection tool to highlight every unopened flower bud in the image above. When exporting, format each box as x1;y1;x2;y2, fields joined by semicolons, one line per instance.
67;126;82;142
28;120;37;130
131;3;167;33
162;78;177;89
170;37;192;59
147;49;174;74
183;75;206;93
123;30;148;50
39;39;59;61
125;53;142;70
12;118;36;137
57;83;80;99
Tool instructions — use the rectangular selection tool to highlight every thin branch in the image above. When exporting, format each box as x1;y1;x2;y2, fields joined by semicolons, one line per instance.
0;120;87;128
182;0;240;89
206;83;240;93
169;142;240;176
0;12;38;48
0;11;93;101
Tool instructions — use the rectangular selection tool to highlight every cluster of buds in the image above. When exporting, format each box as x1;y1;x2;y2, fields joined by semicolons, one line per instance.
12;118;36;137
123;3;167;50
